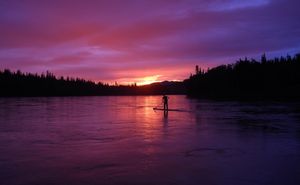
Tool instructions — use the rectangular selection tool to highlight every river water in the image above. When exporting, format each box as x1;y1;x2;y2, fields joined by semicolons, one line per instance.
0;96;300;185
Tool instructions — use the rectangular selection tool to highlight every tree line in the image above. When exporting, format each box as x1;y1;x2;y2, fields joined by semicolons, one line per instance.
2;53;300;98
0;69;184;96
184;53;300;100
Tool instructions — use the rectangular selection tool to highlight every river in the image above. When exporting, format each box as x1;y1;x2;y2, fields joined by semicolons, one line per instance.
0;96;300;185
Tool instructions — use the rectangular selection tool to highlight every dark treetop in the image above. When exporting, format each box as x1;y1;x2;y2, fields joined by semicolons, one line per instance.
184;54;300;100
0;70;185;97
1;53;300;99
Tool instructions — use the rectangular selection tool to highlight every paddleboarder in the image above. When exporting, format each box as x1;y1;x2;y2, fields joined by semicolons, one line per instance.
162;95;169;111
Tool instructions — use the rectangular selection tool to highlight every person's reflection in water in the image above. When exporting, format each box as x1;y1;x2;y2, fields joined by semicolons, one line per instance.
162;95;169;111
163;110;168;135
164;110;168;118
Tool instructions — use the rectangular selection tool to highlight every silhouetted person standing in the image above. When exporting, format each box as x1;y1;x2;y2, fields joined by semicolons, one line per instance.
162;95;169;111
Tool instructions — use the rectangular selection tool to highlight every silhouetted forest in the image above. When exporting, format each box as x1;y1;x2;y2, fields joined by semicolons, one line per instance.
0;69;185;97
2;53;300;98
184;54;300;100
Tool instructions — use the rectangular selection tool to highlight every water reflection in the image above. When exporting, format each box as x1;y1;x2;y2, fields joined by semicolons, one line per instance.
0;96;300;185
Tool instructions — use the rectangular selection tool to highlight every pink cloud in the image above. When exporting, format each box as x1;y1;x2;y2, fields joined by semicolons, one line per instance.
0;0;300;83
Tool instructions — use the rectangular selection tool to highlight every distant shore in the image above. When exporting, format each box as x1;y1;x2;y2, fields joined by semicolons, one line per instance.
185;53;300;100
0;70;185;97
1;53;300;100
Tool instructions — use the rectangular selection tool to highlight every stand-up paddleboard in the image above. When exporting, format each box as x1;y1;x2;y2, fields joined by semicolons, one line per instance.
153;107;191;112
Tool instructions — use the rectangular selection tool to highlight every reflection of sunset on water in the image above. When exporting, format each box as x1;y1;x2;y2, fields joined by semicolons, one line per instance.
138;96;162;143
1;96;300;185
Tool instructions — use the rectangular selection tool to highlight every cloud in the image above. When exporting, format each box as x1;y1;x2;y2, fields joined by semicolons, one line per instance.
0;0;300;83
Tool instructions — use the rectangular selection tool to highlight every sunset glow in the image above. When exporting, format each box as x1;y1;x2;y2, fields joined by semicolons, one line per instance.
1;1;300;185
0;0;300;83
136;75;162;86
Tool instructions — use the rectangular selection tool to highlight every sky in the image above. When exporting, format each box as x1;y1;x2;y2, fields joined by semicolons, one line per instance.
0;0;300;85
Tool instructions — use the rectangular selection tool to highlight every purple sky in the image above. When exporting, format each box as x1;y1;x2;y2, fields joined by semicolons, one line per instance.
0;0;300;84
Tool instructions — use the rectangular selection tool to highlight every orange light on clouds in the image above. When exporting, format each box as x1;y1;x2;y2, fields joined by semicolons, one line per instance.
99;65;195;86
105;74;163;86
136;75;161;85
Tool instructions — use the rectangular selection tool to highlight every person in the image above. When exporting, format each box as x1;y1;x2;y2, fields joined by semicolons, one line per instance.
162;95;169;111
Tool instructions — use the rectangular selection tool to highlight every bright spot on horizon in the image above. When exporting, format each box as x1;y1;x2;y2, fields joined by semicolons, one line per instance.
111;75;162;86
133;75;162;86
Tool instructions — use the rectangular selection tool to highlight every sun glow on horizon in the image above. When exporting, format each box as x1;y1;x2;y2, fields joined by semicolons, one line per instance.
135;75;162;86
104;75;163;86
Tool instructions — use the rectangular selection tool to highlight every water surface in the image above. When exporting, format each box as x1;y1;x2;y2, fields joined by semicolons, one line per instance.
0;96;300;185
